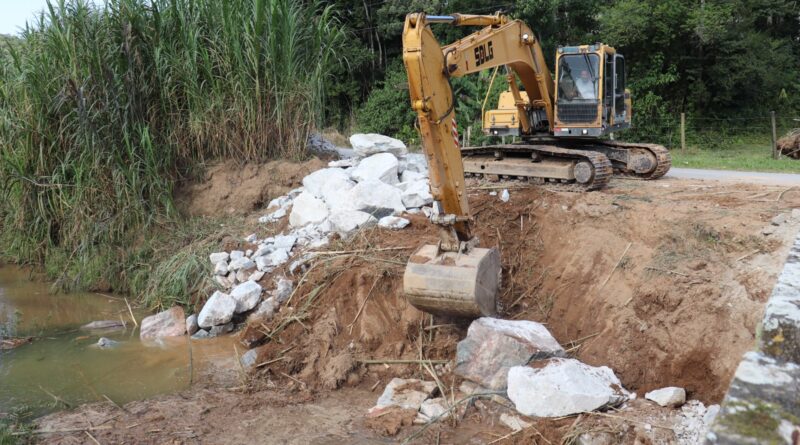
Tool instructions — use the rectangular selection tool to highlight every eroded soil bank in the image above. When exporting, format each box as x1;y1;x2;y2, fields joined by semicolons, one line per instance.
35;172;800;444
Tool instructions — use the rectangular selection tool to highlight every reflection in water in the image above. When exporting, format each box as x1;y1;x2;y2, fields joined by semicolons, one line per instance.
0;266;236;415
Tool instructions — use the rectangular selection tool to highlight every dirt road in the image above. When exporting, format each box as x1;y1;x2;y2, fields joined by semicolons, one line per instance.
35;174;800;445
668;167;800;186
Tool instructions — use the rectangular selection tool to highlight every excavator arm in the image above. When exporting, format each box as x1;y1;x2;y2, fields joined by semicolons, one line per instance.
402;12;557;318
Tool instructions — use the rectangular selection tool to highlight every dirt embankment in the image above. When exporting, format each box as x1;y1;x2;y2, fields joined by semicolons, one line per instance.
175;158;326;217
37;175;800;444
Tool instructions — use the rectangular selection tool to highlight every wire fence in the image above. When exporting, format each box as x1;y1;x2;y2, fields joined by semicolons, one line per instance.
621;112;800;156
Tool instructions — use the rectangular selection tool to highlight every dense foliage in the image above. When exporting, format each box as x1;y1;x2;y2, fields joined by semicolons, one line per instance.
0;0;345;296
346;0;800;140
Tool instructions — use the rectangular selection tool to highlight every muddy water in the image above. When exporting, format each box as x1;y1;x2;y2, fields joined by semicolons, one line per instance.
0;266;236;415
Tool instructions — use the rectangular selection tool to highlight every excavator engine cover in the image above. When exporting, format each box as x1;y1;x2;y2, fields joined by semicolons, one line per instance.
403;244;501;318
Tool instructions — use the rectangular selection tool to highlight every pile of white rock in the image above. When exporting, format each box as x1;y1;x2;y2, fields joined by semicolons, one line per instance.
260;133;431;238
192;133;428;339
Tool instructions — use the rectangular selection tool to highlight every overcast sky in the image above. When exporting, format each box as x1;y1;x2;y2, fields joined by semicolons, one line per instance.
0;1;101;36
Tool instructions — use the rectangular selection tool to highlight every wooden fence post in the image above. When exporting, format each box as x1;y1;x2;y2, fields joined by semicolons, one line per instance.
680;112;686;150
771;111;779;159
466;125;472;147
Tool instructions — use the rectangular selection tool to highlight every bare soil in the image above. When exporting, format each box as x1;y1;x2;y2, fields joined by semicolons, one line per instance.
36;175;800;444
175;158;326;217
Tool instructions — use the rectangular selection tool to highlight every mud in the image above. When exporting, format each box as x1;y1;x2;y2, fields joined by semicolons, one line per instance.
36;176;800;444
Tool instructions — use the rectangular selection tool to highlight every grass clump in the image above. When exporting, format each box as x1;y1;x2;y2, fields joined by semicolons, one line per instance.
0;0;345;303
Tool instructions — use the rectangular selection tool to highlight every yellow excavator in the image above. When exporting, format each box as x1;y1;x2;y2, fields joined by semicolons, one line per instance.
401;12;671;317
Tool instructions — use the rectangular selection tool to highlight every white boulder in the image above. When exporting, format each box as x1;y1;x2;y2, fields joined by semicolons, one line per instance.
229;256;255;272
401;180;433;209
230;280;263;314
645;387;686;407
401;170;426;183
329;210;377;235
350;133;408;157
302;168;352;198
209;252;229;264
272;234;297;250
350;153;400;185
230;250;245;261
319;176;357;212
214;261;228;276
289;192;330;228
400;153;428;174
198;291;237;328
378;216;410;229
267;248;290;267
350;180;405;217
507;359;629;417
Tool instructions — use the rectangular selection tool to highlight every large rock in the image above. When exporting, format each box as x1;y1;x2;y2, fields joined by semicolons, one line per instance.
319;176;357;212
329;210;377;235
209;252;229;264
350;133;408;157
760;233;800;363
186;314;199;335
401;170;426;183
140;306;186;340
507;359;629;417
247;297;278;325
401;180;433;209
198;291;236;328
400;153;428;174
645;387;686;407
229;256;255;272
706;352;800;444
230;280;263;314
302;168;352;198
369;378;437;415
454;318;565;390
289;192;330;228
349;180;405;218
349;153;400;185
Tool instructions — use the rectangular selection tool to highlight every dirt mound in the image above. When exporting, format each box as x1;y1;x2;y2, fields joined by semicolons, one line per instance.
778;130;800;159
175;158;326;217
240;178;799;407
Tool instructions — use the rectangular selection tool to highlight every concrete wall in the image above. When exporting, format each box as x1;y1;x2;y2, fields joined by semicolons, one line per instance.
707;232;800;444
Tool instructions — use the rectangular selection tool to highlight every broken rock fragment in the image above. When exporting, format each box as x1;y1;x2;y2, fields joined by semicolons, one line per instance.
302;168;352;198
454;317;564;390
369;378;437;415
645;386;686;407
507;358;629;417
378;216;410;229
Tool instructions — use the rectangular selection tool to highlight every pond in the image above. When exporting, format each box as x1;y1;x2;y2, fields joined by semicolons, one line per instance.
0;266;236;416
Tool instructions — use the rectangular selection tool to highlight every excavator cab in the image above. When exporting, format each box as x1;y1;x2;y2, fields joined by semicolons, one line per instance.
484;44;631;139
553;44;631;138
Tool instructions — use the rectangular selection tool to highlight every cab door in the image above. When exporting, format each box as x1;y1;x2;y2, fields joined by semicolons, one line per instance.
614;54;627;122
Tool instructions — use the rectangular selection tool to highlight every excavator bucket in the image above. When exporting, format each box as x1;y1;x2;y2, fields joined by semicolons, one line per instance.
403;244;501;318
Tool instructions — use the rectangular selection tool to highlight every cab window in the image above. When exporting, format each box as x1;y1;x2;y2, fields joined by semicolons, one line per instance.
557;54;600;102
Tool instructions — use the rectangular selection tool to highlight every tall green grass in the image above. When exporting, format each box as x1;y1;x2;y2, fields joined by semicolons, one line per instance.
0;0;345;297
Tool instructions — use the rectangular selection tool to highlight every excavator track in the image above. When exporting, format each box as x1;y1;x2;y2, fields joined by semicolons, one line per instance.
461;144;613;190
596;140;672;180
